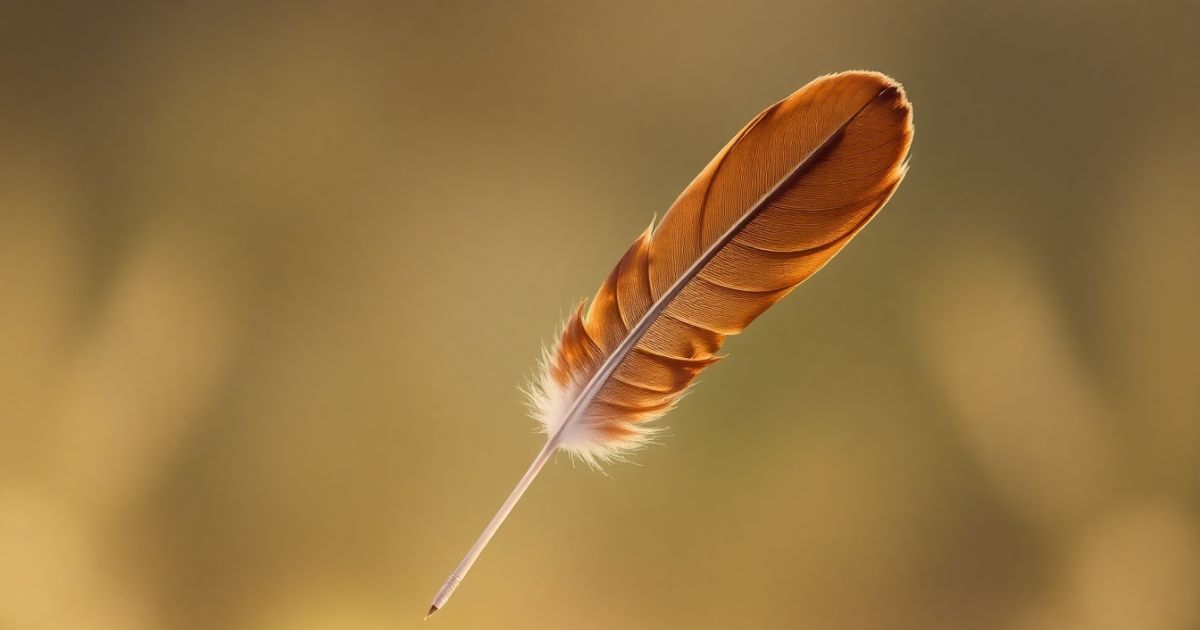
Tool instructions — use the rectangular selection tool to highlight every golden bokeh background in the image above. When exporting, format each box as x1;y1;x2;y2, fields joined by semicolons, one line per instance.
2;2;1198;629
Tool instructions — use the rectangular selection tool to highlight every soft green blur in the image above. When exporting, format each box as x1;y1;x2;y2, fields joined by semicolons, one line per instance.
2;2;1198;629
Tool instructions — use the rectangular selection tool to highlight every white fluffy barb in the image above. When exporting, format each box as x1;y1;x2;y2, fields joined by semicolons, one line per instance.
525;333;667;467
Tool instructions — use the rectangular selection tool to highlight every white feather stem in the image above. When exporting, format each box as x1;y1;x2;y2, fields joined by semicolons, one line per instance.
427;87;885;615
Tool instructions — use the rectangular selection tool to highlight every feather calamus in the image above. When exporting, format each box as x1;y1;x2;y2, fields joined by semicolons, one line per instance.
428;71;913;617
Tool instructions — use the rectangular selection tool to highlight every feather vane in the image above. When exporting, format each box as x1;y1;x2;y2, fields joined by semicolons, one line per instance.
530;71;913;463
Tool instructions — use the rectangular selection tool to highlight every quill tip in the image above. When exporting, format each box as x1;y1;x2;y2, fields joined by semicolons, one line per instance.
424;605;439;620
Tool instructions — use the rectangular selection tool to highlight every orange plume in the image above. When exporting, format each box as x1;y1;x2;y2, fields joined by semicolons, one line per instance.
530;71;913;462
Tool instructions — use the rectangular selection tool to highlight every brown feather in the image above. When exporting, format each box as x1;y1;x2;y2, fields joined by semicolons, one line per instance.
429;70;916;615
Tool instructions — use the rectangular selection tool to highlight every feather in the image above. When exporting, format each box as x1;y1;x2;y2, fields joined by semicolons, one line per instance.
529;70;912;464
428;70;913;616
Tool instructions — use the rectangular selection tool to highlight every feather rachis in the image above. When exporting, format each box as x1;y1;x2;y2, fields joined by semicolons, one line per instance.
431;70;913;616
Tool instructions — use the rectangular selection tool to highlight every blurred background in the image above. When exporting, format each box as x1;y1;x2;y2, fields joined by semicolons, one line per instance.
2;2;1198;629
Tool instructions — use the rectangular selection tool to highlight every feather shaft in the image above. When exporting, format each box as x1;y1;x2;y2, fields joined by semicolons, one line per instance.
426;74;907;615
427;437;556;617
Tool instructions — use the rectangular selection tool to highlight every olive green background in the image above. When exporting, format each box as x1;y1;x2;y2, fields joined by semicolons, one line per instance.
2;2;1198;629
